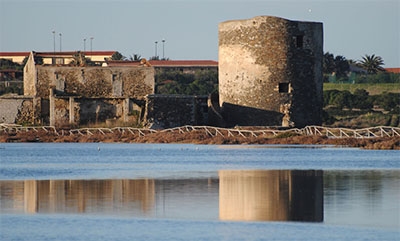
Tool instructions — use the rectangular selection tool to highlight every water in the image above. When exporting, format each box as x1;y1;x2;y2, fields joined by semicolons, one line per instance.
1;143;399;240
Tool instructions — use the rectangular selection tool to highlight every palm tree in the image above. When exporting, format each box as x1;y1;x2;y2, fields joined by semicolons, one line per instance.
358;54;385;74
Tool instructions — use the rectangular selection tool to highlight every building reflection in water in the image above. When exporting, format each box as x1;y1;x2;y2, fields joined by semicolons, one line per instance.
1;179;155;214
0;170;323;222
219;170;323;222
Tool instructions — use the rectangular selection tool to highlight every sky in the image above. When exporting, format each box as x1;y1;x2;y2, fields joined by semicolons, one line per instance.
0;0;399;67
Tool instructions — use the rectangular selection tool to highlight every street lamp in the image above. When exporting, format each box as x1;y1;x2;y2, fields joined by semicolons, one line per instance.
162;39;165;60
154;41;158;59
90;37;94;56
52;30;56;54
83;38;86;52
59;33;62;52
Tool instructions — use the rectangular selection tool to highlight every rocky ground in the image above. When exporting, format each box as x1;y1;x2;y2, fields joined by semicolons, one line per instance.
1;128;399;150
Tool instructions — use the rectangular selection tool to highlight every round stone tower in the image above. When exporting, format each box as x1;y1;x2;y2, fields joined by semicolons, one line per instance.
218;16;323;127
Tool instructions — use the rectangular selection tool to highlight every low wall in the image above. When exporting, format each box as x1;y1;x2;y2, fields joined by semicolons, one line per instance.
144;94;208;129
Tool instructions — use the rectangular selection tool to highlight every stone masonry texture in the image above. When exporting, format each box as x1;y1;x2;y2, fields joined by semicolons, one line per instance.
218;16;323;127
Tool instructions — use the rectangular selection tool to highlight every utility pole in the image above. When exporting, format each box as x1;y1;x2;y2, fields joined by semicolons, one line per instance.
162;39;165;60
52;30;56;54
90;37;94;58
154;41;158;59
59;33;62;52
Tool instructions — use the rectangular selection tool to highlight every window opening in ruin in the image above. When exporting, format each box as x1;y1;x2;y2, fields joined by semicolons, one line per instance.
296;35;304;48
112;74;117;81
279;83;289;93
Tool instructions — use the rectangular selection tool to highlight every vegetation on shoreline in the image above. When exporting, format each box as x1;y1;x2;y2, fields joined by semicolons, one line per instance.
323;83;400;95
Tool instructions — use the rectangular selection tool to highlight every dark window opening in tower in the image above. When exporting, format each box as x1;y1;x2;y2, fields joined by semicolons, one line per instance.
296;35;304;48
279;83;289;93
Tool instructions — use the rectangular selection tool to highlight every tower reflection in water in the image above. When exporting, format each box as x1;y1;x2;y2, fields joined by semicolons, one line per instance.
0;170;323;222
219;170;323;222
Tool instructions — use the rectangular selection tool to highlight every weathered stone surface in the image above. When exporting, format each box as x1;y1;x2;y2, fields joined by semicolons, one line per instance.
144;95;208;129
0;97;35;124
21;54;155;126
25;65;154;99
219;16;323;127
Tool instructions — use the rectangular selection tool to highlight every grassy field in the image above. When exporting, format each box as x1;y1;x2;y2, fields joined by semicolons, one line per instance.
323;83;400;95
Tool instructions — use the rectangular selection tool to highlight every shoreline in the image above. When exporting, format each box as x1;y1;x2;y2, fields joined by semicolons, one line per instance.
1;128;399;150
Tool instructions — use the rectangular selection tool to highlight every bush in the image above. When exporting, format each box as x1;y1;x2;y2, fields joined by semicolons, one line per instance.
155;69;218;95
354;72;400;84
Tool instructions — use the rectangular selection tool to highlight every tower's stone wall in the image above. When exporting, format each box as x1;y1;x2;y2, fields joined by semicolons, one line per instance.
218;16;323;127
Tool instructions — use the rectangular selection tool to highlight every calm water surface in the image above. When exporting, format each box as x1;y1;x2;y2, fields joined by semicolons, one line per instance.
0;143;399;240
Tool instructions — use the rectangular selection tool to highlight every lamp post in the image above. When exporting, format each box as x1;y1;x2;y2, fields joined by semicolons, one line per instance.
162;39;165;60
90;37;94;57
52;30;56;54
59;33;62;52
83;38;86;52
154;41;158;59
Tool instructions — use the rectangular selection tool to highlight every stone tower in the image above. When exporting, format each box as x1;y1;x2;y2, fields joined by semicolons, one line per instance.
218;16;323;127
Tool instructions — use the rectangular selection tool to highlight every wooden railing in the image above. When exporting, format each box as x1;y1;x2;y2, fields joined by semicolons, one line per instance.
1;124;399;139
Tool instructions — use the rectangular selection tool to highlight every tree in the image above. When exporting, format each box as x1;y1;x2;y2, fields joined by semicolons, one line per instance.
21;56;43;67
334;55;350;78
358;54;385;74
111;51;126;61
323;52;350;82
323;52;335;74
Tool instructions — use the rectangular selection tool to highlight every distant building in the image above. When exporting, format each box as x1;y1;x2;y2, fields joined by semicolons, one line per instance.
106;59;218;73
0;51;116;65
0;52;30;64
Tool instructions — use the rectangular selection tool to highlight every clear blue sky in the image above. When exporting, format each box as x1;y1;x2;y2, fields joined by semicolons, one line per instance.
1;0;399;67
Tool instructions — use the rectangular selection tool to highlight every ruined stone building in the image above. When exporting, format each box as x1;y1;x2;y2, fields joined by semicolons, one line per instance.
0;52;210;128
0;51;154;127
218;16;323;127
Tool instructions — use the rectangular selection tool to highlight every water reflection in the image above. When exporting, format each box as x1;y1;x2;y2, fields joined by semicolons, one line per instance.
219;170;323;222
0;179;155;214
0;170;324;222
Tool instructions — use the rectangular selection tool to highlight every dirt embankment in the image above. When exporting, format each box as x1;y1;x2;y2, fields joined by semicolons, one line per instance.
1;129;399;150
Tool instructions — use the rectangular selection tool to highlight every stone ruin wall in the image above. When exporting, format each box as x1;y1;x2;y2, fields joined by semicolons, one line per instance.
219;16;323;127
34;66;154;99
0;97;41;125
50;97;137;127
19;65;155;126
144;95;208;129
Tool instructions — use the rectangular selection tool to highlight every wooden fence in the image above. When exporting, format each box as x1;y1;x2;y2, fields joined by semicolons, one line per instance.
1;124;399;139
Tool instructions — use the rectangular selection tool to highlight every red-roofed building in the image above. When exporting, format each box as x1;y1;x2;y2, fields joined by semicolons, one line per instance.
0;51;116;65
385;68;400;73
106;59;218;73
0;52;30;64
